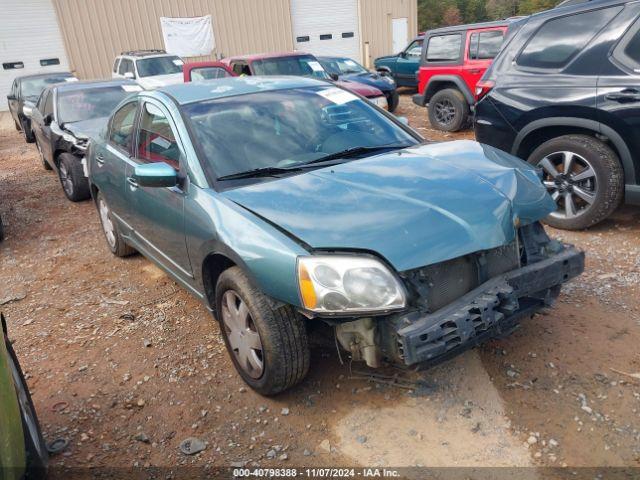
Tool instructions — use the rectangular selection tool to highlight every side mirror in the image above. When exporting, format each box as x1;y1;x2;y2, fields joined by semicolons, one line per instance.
43;114;53;126
124;72;135;79
329;73;339;81
399;51;407;58
23;104;34;118
396;116;409;126
133;162;178;188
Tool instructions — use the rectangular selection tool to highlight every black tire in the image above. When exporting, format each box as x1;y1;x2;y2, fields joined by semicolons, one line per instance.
0;214;4;242
36;140;52;171
386;90;400;113
428;88;469;132
58;153;90;202
20;117;35;143
95;192;135;257
528;134;624;230
215;266;310;396
15;119;20;131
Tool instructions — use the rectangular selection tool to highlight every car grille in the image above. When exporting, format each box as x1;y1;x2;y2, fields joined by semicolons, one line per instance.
402;241;520;312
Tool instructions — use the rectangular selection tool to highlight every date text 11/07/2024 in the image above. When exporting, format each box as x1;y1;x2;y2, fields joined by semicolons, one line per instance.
233;467;402;477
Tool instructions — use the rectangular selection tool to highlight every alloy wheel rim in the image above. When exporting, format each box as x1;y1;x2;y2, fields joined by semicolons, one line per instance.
537;151;597;220
221;290;264;379
434;99;456;125
98;199;117;249
59;163;73;196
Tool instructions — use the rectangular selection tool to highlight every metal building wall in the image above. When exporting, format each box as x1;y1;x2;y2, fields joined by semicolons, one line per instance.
359;0;418;67
51;0;295;79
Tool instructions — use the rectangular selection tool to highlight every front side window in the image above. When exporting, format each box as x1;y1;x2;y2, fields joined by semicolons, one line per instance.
136;56;183;77
136;103;180;170
109;102;137;151
183;86;418;180
113;58;120;73
426;34;462;62
57;86;137;124
469;30;505;60
252;56;330;80
43;91;54;116
517;7;621;70
405;40;424;58
191;66;233;81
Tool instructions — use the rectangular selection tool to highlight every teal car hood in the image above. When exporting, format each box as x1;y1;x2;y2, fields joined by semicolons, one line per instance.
223;140;556;272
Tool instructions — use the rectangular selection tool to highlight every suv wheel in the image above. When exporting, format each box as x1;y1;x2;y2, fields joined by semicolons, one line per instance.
215;266;310;396
96;192;135;257
428;88;469;132
58;153;90;202
528;135;623;230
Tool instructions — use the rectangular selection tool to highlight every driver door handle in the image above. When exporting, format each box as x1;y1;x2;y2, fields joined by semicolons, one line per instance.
127;177;139;190
96;153;105;165
605;88;640;102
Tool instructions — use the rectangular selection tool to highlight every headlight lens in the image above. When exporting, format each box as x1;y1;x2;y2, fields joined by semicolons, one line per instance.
297;255;406;314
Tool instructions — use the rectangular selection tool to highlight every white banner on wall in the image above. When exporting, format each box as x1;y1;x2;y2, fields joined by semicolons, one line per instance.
160;15;215;57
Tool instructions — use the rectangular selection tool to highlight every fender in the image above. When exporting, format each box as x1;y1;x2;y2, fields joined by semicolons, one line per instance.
512;117;636;185
423;75;475;105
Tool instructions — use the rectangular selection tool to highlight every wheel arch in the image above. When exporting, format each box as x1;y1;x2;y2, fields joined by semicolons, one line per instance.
424;75;474;105
512;118;635;185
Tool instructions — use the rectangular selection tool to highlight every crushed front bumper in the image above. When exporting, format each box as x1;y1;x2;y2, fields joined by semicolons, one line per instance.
382;246;584;367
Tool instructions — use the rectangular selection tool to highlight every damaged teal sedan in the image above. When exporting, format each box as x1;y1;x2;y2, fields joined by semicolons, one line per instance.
87;77;584;395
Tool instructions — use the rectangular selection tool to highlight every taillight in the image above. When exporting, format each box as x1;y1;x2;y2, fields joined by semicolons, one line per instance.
475;80;495;101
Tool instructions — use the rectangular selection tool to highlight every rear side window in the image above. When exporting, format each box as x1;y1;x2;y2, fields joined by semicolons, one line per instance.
613;16;640;71
113;58;120;73
469;30;504;60
109;102;137;151
118;59;134;76
426;34;462;62
43;90;54;116
517;7;621;70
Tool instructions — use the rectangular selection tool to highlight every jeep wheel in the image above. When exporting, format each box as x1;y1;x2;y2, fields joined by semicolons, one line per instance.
428;88;468;132
215;266;310;396
96;192;135;257
20;118;35;143
36;140;52;170
58;153;90;202
528;135;623;230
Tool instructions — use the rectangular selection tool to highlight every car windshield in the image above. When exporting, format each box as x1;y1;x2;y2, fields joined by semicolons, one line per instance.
22;75;73;99
183;86;418;180
251;56;331;80
136;56;183;77
57;86;136;124
321;58;368;75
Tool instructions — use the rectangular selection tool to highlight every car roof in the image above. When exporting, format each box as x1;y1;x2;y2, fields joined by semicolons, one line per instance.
425;18;515;35
156;75;330;105
52;79;139;92
227;51;314;62
16;71;74;82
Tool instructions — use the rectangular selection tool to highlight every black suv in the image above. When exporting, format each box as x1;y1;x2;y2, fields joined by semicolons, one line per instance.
474;0;640;230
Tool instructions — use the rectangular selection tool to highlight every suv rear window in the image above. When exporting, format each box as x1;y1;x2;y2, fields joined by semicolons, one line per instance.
426;34;462;62
517;7;621;70
613;16;640;71
469;30;504;60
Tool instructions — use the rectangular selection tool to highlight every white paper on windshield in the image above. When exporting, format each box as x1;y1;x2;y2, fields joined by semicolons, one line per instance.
122;85;143;92
317;87;358;105
152;137;172;149
65;77;79;82
344;60;358;67
308;61;324;72
173;59;184;66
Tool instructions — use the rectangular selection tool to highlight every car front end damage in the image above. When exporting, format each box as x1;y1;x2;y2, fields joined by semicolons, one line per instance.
333;222;584;369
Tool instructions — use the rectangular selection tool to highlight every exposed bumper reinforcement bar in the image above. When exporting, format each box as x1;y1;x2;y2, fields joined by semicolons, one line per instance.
389;246;584;367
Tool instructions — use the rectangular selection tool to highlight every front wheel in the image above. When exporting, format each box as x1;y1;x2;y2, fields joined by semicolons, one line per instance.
215;267;310;395
36;140;52;171
528;135;624;230
428;88;469;132
386;90;399;113
20;118;35;143
58;153;90;202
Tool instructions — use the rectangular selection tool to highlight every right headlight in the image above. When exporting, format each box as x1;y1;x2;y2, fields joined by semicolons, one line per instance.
297;255;407;314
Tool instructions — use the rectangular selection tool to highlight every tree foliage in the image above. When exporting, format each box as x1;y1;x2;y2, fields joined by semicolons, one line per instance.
418;0;559;30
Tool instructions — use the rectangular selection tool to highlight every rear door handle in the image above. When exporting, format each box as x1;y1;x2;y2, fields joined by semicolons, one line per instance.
127;177;139;189
605;89;640;102
96;153;105;165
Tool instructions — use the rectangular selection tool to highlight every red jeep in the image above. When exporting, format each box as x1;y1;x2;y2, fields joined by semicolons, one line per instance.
412;20;511;131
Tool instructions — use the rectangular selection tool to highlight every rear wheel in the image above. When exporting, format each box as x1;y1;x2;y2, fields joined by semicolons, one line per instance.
528;135;623;230
215;267;310;395
36;140;52;171
96;192;135;257
58;153;90;202
428;88;469;132
14;119;20;131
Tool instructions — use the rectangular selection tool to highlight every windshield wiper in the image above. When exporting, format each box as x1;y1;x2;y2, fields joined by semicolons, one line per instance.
302;143;413;166
217;166;302;181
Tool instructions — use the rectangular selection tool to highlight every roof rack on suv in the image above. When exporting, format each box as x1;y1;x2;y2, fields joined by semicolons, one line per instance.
120;49;166;56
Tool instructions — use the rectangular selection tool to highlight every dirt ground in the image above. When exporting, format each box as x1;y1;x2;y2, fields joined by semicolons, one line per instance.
1;92;640;476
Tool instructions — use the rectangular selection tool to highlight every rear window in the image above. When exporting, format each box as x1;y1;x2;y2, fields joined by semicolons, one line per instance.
469;30;504;60
613;16;640;71
426;34;462;62
517;7;621;70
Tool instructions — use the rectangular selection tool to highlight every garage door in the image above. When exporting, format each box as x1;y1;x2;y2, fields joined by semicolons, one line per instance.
291;0;361;61
0;0;70;111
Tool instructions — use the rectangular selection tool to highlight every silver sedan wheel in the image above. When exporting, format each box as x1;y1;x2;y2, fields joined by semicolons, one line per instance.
537;151;597;220
221;290;264;379
59;162;73;197
98;198;116;249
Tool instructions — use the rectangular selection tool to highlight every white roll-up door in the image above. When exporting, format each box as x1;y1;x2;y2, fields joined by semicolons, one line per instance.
291;0;361;61
0;0;70;111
